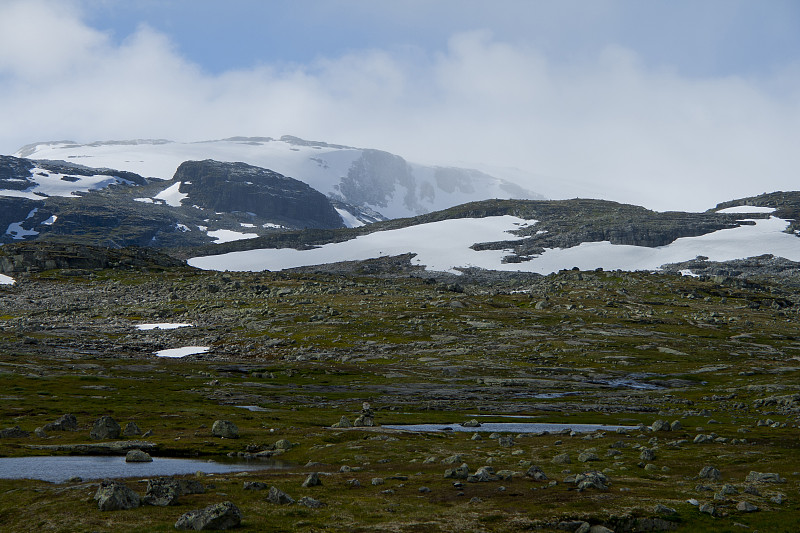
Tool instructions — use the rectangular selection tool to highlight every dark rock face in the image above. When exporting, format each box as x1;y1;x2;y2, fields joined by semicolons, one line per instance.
94;480;141;511
175;501;242;530
0;242;184;274
0;426;30;438
174;160;344;229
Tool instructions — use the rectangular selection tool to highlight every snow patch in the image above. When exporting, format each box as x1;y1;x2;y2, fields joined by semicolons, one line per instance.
137;323;193;330
42;215;57;225
679;269;700;278
0;274;15;285
0;167;123;200
155;346;210;358
716;206;776;214
207;229;259;244
336;208;365;228
5;221;38;240
153;182;187;207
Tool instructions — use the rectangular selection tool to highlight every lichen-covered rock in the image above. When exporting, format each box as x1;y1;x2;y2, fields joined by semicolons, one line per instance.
551;453;571;464
525;465;548;481
699;465;721;481
651;420;671;431
175;501;242;530
444;463;470;480
745;471;785;483
331;416;352;428
211;420;239;439
297;496;325;508
143;477;182;506
90;416;120;440
94;479;140;511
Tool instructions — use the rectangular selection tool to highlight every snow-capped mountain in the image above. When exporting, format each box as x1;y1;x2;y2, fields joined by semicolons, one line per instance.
15;136;545;220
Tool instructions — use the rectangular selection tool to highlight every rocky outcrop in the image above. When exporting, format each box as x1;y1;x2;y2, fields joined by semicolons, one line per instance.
0;242;184;274
174;160;344;229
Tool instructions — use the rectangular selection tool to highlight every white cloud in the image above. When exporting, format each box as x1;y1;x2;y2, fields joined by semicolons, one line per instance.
1;0;799;211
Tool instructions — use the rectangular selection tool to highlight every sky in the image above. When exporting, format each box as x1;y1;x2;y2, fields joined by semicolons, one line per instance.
1;0;799;211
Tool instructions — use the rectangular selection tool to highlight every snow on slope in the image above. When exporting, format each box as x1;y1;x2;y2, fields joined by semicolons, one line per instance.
0;274;15;285
16;138;543;219
188;215;800;275
0;166;127;200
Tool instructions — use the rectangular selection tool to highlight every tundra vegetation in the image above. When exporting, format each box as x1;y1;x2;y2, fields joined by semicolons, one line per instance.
0;253;799;532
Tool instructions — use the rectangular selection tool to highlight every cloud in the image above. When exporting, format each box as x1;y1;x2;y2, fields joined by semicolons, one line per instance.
1;0;799;211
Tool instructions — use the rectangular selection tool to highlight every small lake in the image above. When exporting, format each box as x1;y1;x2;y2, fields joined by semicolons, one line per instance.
382;422;636;434
0;456;290;484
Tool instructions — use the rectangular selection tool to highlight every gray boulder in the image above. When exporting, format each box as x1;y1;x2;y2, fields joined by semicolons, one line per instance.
267;486;294;505
123;421;142;437
525;465;548;481
461;419;481;428
552;453;571;464
699;465;721;481
90;416;121;440
745;471;785;483
94;479;140;511
0;426;30;438
144;477;182;506
639;448;656;461
302;472;322;487
444;463;470;480
125;449;153;463
331;415;352;428
175;501;242;531
737;501;758;512
297;496;325;508
211;420;239;439
44;414;78;432
34;427;47;438
243;481;269;491
651;420;671;432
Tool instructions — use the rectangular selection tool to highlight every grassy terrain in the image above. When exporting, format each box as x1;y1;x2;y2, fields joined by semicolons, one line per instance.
0;265;799;531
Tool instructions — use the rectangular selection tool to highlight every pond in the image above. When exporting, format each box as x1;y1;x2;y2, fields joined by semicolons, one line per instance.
0;455;290;484
381;422;636;434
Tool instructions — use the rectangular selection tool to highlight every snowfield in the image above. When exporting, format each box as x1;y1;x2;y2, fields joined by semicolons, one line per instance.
0;167;127;200
188;215;800;275
155;346;210;358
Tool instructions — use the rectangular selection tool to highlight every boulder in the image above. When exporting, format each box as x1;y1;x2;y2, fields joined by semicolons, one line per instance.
651;420;671;432
331;415;352;428
461;419;481;428
0;426;30;438
745;471;785;483
639;448;656;461
444;463;470;480
737;501;758;512
211;420;239;439
94;480;140;511
552;453;571;464
90;416;121;440
698;465;721;481
175;501;242;531
267;486;294;505
525;465;548;481
123;422;142;437
143;477;182;506
125;449;153;463
44;414;78;432
302;472;322;487
34;427;47;438
577;451;599;462
274;439;292;451
297;496;325;508
243;481;269;491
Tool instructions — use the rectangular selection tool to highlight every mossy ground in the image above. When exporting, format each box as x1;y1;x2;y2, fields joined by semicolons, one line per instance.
0;266;799;531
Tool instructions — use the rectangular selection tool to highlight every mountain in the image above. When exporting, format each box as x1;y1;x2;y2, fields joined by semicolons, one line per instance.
0;155;346;248
15;136;545;219
187;195;800;278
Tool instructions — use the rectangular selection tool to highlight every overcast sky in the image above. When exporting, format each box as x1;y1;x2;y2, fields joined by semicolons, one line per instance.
1;0;799;210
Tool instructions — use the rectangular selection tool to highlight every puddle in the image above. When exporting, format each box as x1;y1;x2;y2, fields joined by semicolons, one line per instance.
0;456;290;484
382;422;636;434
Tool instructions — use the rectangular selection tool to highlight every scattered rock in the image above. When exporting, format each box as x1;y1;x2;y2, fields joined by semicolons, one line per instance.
34;427;47;438
266;486;294;505
745;471;785;483
90;416;120;440
498;435;515;447
736;501;758;512
699;465;721;481
444;463;470;480
274;438;292;451
654;503;677;515
211;420;239;439
331;415;352;428
525;465;548;481
175;501;242;531
123;421;141;437
144;477;182;506
94;479;140;511
461;419;481;428
639;448;656;461
0;426;30;439
302;472;321;487
651;420;671;432
578;451;599;463
243;481;269;491
297;496;325;508
125;449;152;463
43;414;78;432
441;454;463;465
552;453;571;464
